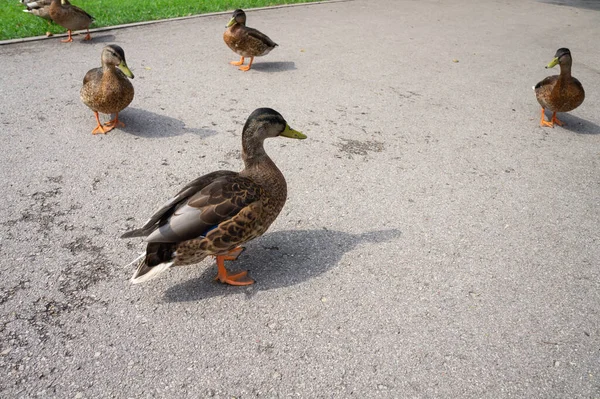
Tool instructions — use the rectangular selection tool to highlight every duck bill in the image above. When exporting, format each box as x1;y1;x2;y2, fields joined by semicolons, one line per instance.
280;125;306;139
545;57;559;69
118;61;134;78
226;17;236;28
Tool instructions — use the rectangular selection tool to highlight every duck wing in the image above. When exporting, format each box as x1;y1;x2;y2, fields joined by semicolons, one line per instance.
247;27;278;48
122;171;264;244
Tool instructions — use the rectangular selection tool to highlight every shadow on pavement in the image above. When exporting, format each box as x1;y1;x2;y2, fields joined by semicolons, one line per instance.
162;228;401;302
537;0;600;11
119;107;218;138
251;61;296;73
82;34;117;43
558;114;600;135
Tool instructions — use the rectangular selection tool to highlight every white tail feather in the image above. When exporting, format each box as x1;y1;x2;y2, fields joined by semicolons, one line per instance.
130;261;174;284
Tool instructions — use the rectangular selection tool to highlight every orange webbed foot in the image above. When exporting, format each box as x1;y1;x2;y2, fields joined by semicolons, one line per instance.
540;119;555;128
92;124;109;135
215;269;254;286
239;57;254;71
551;113;564;126
91;111;111;134
83;33;92;41
104;120;125;129
230;56;245;66
214;249;254;286
539;108;554;128
61;30;73;43
104;113;124;129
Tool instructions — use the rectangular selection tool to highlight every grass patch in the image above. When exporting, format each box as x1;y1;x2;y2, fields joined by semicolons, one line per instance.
1;0;323;41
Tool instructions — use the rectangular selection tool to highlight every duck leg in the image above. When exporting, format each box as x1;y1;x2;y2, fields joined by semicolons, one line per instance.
61;29;73;43
104;112;125;130
91;112;107;135
550;111;564;126
239;57;254;72
230;56;245;66
83;29;92;41
540;108;555;127
214;246;254;286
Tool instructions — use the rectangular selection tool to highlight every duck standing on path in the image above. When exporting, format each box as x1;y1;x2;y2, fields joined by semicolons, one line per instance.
80;45;134;135
224;9;278;71
121;108;306;286
48;0;94;42
534;48;585;127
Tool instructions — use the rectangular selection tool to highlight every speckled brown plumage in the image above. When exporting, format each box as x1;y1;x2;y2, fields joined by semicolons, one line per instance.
22;0;56;22
122;108;306;286
49;0;93;42
80;45;134;134
535;48;585;127
223;9;278;71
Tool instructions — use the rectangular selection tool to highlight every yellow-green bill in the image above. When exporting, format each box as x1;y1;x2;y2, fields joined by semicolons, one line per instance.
226;17;236;28
281;125;306;139
118;61;134;78
546;57;559;69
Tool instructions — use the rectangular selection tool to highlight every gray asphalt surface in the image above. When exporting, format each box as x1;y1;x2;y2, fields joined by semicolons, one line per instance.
1;0;599;397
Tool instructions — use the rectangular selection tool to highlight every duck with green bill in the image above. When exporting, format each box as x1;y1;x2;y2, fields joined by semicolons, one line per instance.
122;108;306;286
534;48;585;127
223;9;278;71
80;45;134;135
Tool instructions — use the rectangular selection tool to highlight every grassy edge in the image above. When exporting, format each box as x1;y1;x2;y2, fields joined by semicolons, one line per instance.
0;0;343;43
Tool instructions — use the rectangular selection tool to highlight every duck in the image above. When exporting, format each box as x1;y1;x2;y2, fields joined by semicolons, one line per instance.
534;48;585;127
223;9;278;71
80;45;134;135
21;0;57;23
48;0;94;42
121;108;306;286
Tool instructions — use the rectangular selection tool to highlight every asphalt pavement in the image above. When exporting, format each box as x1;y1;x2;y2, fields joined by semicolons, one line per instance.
0;0;599;397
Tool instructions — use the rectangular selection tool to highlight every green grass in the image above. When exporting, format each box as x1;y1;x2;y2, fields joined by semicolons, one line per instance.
1;0;322;41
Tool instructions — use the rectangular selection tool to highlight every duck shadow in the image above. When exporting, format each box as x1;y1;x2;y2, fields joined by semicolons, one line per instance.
81;34;117;43
251;61;296;73
119;107;218;138
163;228;401;302
553;113;600;135
537;0;600;11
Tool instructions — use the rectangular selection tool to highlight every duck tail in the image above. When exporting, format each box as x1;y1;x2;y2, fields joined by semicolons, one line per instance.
127;243;176;284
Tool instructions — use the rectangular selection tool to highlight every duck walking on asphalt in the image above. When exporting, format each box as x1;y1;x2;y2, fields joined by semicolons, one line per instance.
121;108;306;286
224;9;278;71
534;48;585;127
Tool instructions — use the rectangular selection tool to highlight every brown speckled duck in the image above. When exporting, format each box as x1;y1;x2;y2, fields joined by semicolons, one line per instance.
48;0;94;42
80;45;134;134
534;48;585;127
223;9;278;71
121;108;306;286
22;0;56;23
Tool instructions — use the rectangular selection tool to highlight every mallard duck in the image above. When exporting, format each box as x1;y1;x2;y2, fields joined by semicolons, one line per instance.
223;9;278;71
534;48;585;127
121;108;306;286
48;0;93;42
21;0;57;23
80;45;134;135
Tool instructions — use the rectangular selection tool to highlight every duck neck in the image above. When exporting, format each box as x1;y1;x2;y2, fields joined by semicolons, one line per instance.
242;136;269;170
240;136;286;193
559;59;572;79
102;64;122;80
